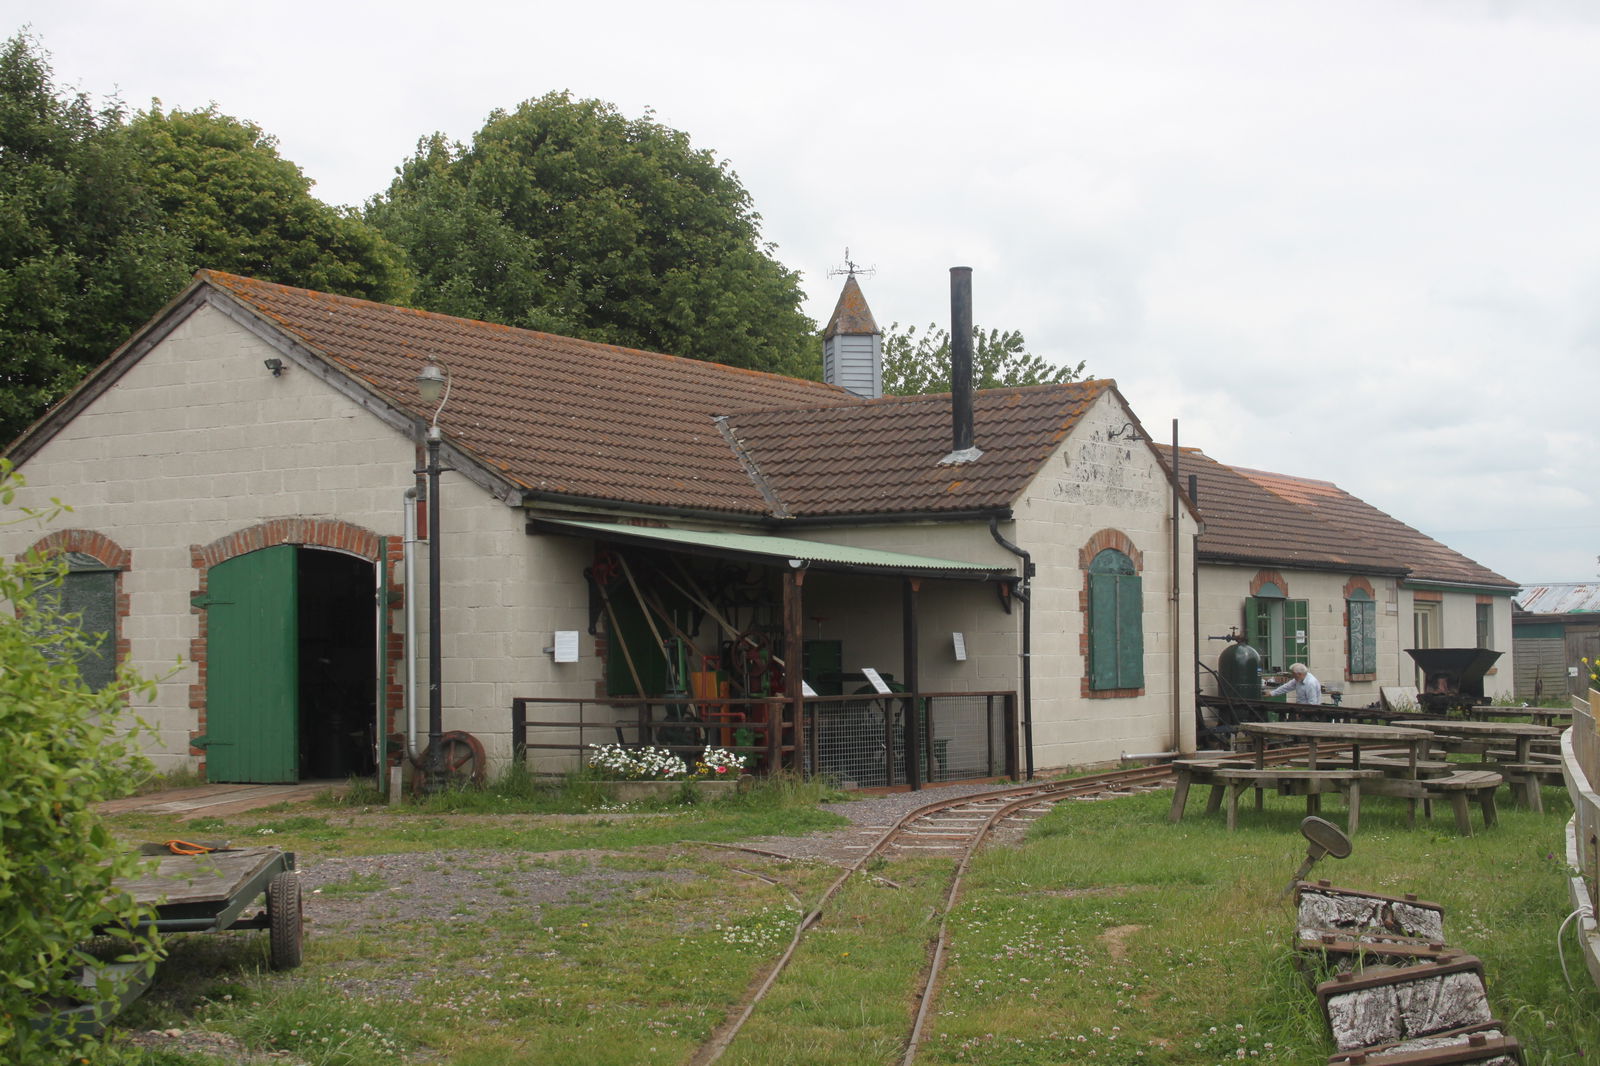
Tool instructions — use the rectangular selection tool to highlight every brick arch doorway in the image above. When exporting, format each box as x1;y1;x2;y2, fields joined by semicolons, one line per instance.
195;523;385;783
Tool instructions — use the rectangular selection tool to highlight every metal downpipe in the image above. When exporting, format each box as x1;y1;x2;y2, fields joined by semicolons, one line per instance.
989;517;1035;780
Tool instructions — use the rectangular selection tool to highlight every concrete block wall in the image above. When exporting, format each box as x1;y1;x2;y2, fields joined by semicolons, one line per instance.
1;304;606;777
1011;393;1197;770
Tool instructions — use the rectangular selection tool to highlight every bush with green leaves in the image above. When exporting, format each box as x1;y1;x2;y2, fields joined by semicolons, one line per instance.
0;464;162;1063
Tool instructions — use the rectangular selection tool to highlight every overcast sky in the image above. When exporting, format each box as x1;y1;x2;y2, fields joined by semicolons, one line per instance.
11;0;1599;587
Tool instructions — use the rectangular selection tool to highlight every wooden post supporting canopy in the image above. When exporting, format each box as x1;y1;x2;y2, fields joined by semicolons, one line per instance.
782;567;806;775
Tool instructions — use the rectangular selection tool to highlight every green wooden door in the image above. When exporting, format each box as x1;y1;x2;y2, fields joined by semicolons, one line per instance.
204;546;299;782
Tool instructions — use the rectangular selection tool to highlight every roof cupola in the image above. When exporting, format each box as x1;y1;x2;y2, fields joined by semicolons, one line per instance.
822;259;883;399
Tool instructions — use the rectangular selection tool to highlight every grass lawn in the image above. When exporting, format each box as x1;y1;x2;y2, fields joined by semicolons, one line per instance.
86;778;1600;1065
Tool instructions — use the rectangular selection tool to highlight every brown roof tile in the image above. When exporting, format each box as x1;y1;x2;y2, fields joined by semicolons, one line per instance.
1170;446;1513;588
728;381;1115;515
204;272;853;514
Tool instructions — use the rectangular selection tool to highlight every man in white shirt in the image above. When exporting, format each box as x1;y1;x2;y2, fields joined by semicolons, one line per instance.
1266;663;1322;704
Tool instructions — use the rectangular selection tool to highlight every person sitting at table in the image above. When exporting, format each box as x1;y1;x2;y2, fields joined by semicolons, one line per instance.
1265;663;1323;704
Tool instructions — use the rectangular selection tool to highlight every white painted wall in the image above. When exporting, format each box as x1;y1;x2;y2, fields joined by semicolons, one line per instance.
1011;393;1197;770
1193;568;1516;707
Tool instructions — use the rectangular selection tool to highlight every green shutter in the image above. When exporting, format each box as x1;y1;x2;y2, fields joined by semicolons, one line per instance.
1115;573;1144;688
1089;550;1143;690
1348;595;1376;675
1089;571;1120;689
1245;597;1270;665
205;546;300;782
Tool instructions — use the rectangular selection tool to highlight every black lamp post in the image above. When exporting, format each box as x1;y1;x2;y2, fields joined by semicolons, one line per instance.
415;363;450;787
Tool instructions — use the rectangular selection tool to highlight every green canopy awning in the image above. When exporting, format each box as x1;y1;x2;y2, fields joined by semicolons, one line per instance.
527;517;1012;581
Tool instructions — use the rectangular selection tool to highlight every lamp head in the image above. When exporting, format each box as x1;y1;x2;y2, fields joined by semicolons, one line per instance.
415;364;448;405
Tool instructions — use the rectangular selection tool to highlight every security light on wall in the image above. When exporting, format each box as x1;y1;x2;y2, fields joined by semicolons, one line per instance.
263;358;285;376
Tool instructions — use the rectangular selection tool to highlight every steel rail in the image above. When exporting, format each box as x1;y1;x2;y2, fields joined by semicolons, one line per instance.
691;746;1325;1065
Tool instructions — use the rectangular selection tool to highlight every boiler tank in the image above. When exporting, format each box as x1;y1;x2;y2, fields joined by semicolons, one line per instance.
1218;639;1262;702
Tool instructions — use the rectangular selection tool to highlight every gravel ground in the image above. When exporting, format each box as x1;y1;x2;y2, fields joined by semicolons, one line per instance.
116;782;1039;1062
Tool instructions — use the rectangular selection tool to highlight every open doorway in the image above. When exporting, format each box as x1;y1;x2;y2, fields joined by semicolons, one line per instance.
297;549;378;780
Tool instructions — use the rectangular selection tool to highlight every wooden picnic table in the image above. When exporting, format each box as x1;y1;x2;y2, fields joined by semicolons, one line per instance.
1168;721;1436;834
1238;720;1435;774
1394;718;1563;812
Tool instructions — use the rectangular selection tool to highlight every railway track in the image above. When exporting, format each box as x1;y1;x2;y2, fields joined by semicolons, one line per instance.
690;743;1332;1064
687;763;1175;1065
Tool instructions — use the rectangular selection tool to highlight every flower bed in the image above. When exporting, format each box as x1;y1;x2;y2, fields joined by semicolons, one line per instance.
586;744;749;802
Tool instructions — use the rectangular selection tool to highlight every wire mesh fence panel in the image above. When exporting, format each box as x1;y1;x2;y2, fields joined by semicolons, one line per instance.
811;699;892;787
808;692;1017;787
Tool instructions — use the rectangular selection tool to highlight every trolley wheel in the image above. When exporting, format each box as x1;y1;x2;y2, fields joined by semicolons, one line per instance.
413;729;488;793
267;872;304;970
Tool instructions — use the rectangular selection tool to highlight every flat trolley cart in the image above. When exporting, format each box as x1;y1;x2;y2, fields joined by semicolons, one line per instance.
125;843;305;971
47;845;304;1040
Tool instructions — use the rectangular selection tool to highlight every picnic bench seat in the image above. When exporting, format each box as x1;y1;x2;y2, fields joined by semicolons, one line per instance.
1364;770;1501;834
1169;765;1383;833
1485;762;1560;813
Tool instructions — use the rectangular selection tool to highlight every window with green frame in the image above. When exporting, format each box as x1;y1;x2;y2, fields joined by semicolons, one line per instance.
1089;548;1143;691
1245;585;1308;672
1476;602;1493;650
1346;589;1376;676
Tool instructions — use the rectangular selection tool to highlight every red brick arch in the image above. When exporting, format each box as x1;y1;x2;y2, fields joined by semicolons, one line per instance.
1078;529;1146;700
1250;569;1290;597
187;519;402;764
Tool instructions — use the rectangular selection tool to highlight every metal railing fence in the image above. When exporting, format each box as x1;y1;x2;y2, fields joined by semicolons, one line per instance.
508;689;1019;787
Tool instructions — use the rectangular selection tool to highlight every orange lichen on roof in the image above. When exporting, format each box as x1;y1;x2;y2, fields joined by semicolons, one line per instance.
197;271;1123;520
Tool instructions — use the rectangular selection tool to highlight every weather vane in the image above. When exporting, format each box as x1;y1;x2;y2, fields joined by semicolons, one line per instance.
827;248;876;280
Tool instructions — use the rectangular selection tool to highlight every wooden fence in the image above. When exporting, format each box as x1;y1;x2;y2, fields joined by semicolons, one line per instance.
1559;690;1600;991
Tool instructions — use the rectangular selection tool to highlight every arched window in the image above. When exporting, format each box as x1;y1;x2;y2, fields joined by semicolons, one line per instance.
1246;578;1307;673
44;551;121;691
1088;549;1143;691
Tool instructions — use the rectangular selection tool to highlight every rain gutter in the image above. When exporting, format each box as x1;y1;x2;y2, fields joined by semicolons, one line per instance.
989;517;1035;781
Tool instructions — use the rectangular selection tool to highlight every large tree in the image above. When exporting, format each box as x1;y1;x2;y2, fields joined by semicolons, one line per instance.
0;33;412;444
0;32;185;441
882;322;1089;396
367;93;818;378
122;105;412;302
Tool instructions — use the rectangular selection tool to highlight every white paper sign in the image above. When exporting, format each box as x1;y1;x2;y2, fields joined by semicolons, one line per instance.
860;667;892;695
801;680;817;697
952;632;967;661
552;630;580;663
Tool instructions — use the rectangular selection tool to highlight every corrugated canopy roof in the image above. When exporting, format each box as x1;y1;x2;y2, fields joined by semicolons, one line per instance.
1516;582;1600;614
529;518;1013;579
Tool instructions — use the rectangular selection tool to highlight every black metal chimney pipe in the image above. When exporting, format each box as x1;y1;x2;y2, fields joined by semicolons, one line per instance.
950;266;974;453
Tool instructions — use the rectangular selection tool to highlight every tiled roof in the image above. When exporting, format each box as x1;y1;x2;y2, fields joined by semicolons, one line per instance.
202;273;1111;520
822;275;879;338
203;272;853;514
727;381;1114;516
1170;446;1514;588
